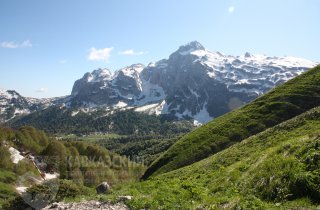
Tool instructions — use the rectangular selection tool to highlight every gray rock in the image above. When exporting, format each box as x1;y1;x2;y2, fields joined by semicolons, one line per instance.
96;182;110;194
117;196;133;202
49;202;59;209
43;200;129;210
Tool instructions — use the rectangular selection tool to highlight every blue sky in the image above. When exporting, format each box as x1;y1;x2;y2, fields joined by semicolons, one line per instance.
0;0;319;98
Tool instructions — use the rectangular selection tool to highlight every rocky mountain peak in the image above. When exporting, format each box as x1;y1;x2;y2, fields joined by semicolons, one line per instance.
175;41;205;55
84;68;113;83
244;52;251;58
0;89;18;99
0;89;54;122
129;63;145;71
116;63;145;78
184;41;205;50
92;68;112;77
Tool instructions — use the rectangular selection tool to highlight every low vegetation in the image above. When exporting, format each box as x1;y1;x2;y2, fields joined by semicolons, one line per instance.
8;108;194;135
0;126;48;208
106;106;320;209
1;66;319;209
0;126;145;209
65;134;183;166
144;65;320;178
3;179;95;210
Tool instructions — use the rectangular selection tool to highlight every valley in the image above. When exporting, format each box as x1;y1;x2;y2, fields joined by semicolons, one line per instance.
0;43;319;210
1;1;320;209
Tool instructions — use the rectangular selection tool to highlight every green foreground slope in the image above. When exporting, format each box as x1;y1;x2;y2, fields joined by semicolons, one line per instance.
109;106;320;209
0;126;145;209
143;65;320;179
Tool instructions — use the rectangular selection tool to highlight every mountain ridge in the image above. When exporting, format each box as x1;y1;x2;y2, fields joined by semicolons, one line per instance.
68;41;318;124
1;41;318;124
0;89;66;123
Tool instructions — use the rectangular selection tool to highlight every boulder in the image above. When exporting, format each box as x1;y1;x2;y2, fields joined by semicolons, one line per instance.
96;182;110;194
117;196;133;202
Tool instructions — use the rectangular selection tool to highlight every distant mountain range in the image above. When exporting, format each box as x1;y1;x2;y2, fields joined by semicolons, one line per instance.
0;41;318;125
0;89;57;122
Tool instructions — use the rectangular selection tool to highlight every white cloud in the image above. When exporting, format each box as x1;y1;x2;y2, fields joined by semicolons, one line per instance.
1;40;33;49
119;49;147;56
35;87;48;93
228;6;235;13
21;40;33;47
88;47;113;62
59;60;67;64
1;42;18;48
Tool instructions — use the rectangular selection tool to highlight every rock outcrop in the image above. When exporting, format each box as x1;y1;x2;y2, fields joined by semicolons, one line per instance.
96;181;111;194
43;201;128;210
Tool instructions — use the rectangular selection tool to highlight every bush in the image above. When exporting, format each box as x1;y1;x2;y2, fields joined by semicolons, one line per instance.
14;159;40;176
3;179;92;210
0;170;16;183
0;147;14;170
0;182;17;207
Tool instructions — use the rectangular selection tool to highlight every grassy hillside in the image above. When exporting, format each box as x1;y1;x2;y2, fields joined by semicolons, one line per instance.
0;126;145;209
106;106;320;209
143;65;320;179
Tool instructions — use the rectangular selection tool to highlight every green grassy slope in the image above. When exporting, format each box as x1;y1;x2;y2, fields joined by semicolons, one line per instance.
108;106;320;209
142;65;320;179
0;126;145;209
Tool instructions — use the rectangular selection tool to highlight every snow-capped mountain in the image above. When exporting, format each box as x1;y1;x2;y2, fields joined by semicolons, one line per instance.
1;41;317;125
70;41;318;125
0;89;67;122
0;89;32;122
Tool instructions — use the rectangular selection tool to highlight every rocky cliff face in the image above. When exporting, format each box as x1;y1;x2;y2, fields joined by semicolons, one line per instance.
71;65;144;107
1;41;317;124
69;41;317;124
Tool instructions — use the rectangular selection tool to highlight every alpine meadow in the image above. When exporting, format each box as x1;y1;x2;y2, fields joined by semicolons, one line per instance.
0;1;320;209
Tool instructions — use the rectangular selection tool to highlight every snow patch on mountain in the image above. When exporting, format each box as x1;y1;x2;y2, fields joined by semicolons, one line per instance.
118;64;144;78
9;147;25;164
2;41;318;125
134;79;165;106
71;110;79;116
114;101;128;109
192;103;212;126
87;68;113;83
44;172;59;180
135;100;166;115
0;89;19;99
